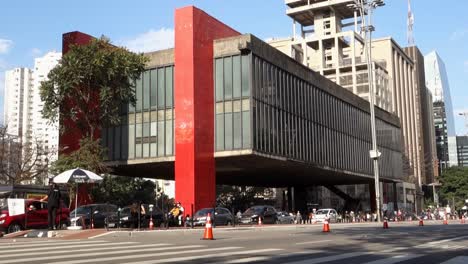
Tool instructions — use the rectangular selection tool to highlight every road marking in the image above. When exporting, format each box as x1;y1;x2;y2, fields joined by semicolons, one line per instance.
280;252;365;264
220;250;320;264
126;248;282;264
88;231;115;239
0;245;205;264
361;254;422;264
0;239;110;249
295;240;332;245
440;256;468;264
0;243;169;258
417;235;468;248
47;246;243;264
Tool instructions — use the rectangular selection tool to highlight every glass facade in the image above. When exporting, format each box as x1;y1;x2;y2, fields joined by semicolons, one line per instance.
215;55;252;151
248;55;401;179
102;65;175;160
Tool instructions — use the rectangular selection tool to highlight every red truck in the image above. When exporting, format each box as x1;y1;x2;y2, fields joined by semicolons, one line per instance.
0;199;69;233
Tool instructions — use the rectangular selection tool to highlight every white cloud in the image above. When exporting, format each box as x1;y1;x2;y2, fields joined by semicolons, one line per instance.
450;29;468;41
120;28;174;53
30;48;42;57
0;39;13;54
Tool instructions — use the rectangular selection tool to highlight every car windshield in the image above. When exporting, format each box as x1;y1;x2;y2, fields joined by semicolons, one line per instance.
195;208;214;217
244;207;264;215
316;210;329;215
72;206;92;215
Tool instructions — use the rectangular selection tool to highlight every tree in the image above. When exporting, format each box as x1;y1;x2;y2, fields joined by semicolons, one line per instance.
0;125;53;184
216;185;275;212
40;36;147;140
439;166;468;209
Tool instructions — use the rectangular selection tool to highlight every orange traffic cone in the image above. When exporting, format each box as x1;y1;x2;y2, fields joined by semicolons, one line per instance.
383;219;389;229
258;217;262;226
201;213;214;240
418;218;424;226
322;218;330;233
461;216;465;224
149;216;154;230
443;215;448;225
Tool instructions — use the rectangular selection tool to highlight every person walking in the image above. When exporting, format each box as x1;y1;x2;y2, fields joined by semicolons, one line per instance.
41;183;62;230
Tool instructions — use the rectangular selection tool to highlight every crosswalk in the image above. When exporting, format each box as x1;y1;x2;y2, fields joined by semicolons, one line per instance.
0;239;466;264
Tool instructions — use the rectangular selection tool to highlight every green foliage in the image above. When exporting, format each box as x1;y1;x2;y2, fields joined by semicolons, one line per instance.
40;36;148;139
49;137;109;176
90;176;156;207
439;167;468;208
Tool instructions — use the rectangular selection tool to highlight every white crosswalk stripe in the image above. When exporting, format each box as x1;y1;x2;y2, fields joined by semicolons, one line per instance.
440;256;468;264
0;241;140;254
362;254;422;264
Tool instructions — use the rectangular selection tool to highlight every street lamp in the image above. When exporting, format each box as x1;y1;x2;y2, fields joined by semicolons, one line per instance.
348;0;385;222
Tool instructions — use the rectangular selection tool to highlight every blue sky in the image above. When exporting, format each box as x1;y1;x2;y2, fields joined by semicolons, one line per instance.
1;0;467;134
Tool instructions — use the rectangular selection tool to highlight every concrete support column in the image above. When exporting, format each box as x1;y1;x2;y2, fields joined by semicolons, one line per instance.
393;182;398;212
287;187;295;212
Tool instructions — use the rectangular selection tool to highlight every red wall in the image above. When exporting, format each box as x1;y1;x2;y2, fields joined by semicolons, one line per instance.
60;31;95;154
174;6;240;212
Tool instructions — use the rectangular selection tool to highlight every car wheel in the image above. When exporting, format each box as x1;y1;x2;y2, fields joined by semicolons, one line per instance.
7;223;22;233
226;220;232;226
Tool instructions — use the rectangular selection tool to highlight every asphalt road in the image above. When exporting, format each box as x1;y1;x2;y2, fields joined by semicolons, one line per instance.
1;221;467;264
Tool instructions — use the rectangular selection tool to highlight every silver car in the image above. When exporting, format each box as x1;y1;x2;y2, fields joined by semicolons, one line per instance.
312;208;338;223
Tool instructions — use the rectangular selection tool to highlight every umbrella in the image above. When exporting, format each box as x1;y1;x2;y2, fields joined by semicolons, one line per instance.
53;168;103;223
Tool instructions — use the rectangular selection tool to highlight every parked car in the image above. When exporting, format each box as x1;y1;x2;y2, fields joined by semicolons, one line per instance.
312;208;338;223
276;211;295;224
193;207;233;227
70;203;117;228
240;205;278;224
0;199;69;233
106;204;164;228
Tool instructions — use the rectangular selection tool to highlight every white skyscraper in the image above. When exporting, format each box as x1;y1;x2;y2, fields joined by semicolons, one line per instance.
4;68;34;140
31;51;61;163
3;51;61;182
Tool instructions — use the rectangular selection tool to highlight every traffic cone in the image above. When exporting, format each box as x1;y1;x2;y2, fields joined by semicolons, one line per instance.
383;218;389;229
443;215;448;225
258;216;262;226
418;218;424;226
91;217;94;229
322;218;330;233
149;216;154;230
461;216;465;224
201;213;214;240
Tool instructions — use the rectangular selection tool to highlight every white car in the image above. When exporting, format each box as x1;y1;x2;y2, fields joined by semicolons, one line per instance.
312;209;338;223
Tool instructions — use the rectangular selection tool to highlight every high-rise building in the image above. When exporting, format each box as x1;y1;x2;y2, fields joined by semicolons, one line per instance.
456;136;468;167
31;51;61;164
3;52;61;183
4;68;34;140
424;51;457;169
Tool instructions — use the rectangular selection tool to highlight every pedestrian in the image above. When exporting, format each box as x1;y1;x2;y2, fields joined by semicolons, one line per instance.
296;211;302;224
130;202;145;229
40;183;61;230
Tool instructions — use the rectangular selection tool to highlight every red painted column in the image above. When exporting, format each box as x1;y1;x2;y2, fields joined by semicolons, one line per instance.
174;6;240;212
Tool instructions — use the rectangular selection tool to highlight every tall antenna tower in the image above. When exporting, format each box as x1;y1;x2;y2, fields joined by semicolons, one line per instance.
407;0;415;45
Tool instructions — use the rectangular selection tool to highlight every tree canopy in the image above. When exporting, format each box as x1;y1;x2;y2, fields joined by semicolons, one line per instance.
40;36;147;139
439;166;468;208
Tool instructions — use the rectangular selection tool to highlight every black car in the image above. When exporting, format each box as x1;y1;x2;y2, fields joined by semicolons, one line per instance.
192;207;233;227
276;211;295;224
240;205;278;225
70;203;118;228
108;204;164;228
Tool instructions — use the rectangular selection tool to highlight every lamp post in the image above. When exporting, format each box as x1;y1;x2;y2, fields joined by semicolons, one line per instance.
348;0;385;222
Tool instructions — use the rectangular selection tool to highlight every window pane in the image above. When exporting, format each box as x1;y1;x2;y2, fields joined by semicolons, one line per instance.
215;59;224;102
165;119;173;155
150;69;157;109
224;57;233;100
128;124;135;159
136;123;142;158
216;114;224;151
242;55;250;97
157;68;165;109
143;71;150;110
143;123;150;157
114;126;121;160
165;67;173;108
150;122;157;157
136;75;142;112
225;113;233;150
233;56;241;99
242;111;251;148
158;121;165;156
233;112;242;149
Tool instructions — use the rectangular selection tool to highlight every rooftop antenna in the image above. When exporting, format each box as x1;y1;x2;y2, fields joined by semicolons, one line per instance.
460;111;468;135
407;0;415;45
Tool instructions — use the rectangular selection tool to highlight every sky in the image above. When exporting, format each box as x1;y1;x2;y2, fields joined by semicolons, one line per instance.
0;0;467;134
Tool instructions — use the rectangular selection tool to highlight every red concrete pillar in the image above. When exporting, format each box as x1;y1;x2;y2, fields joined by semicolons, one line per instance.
174;6;239;212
